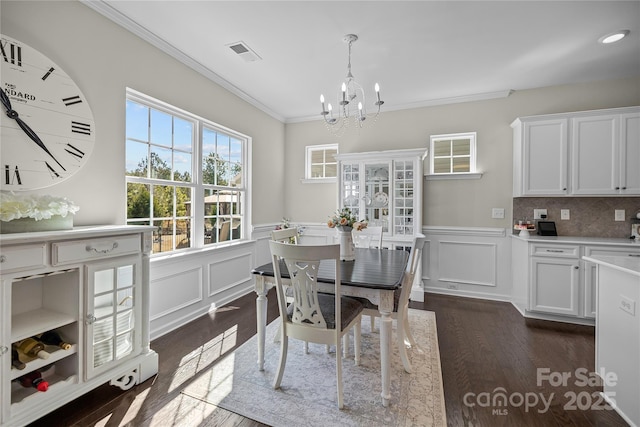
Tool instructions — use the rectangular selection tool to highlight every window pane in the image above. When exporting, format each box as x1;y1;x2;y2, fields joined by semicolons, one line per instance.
174;118;193;152
176;218;191;249
229;138;242;164
434;158;451;174
311;149;324;164
151;147;172;180
230;162;242;187
174;151;192;182
311;164;323;178
150;109;172;147
202;153;219;185
326;163;337;177
126;141;148;177
452;139;471;156
433;140;451;157
126;100;148;142
127;183;150;219
453;157;471;172
153;185;174;218
153;220;174;253
176;186;191;217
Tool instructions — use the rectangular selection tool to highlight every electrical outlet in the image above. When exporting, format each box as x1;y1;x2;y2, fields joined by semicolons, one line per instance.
491;208;505;219
619;295;635;316
447;284;458;290
615;209;625;221
534;209;547;220
561;209;570;220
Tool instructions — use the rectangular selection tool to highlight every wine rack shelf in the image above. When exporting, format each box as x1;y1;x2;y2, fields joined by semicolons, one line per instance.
11;311;76;343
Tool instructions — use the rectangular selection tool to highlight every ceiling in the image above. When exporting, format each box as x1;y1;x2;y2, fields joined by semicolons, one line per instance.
85;1;640;123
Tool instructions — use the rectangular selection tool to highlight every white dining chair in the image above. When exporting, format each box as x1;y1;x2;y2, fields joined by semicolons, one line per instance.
351;226;383;249
269;241;364;409
362;233;426;373
271;227;300;244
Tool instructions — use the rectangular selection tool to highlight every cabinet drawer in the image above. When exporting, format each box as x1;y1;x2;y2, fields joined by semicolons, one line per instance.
583;245;640;259
52;234;140;265
0;244;47;273
531;244;580;258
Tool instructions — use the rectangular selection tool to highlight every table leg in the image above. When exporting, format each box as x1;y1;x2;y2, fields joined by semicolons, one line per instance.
255;276;268;371
379;291;394;407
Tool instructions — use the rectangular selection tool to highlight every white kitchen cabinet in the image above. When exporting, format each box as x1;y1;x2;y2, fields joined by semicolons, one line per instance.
511;235;640;325
531;250;580;317
0;226;158;427
512;118;569;196
336;148;426;246
512;106;640;197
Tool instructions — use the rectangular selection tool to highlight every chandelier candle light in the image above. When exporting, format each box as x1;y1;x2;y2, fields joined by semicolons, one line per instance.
320;34;384;135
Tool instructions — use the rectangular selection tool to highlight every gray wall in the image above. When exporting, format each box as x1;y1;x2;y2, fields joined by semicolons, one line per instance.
1;1;285;227
286;77;640;228
3;1;640;233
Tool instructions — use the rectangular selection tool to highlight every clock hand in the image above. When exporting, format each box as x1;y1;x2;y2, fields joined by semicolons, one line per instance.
0;88;66;171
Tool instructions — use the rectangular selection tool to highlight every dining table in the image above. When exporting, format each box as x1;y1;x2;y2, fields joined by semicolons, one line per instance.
251;247;409;407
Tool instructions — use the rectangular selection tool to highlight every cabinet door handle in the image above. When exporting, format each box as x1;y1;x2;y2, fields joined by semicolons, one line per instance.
86;314;97;325
574;266;579;269
0;255;5;263
545;249;565;253
0;346;8;355
629;254;640;257
85;242;119;254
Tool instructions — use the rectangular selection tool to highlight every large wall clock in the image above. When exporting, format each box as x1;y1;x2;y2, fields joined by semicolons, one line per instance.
1;34;95;191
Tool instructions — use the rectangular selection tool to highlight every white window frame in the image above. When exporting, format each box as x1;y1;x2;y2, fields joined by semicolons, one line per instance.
125;88;251;255
302;143;338;183
427;132;482;180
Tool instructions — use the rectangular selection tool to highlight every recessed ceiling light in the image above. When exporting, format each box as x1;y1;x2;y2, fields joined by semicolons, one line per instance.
599;30;630;44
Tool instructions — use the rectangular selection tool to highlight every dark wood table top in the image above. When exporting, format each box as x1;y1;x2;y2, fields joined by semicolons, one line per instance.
252;248;409;290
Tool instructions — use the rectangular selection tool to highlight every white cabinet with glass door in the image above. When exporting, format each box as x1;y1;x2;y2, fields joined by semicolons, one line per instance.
336;148;426;246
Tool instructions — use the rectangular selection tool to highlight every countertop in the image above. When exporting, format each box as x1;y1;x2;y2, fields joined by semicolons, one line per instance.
582;255;640;277
511;234;640;247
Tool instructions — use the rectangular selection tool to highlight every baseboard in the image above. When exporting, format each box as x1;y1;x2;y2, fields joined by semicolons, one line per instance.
424;286;513;304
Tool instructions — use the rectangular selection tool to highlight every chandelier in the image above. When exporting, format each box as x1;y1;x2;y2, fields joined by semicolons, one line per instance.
319;34;384;134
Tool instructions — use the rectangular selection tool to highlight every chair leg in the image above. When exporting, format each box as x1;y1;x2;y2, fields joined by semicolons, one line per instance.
342;330;350;359
304;341;309;354
354;319;361;366
404;309;417;348
397;313;412;374
370;315;375;331
273;335;288;389
335;337;344;409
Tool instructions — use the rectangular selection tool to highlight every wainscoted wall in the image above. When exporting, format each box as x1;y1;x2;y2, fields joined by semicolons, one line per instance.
147;223;514;339
420;226;512;301
513;197;640;238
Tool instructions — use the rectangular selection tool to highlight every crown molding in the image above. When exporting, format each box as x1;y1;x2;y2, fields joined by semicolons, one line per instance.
80;0;285;123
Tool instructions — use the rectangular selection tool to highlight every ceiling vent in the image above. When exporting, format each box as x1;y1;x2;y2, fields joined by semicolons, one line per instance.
226;41;262;62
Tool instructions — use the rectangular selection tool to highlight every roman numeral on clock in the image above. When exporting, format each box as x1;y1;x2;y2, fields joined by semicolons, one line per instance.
4;165;22;185
71;121;91;136
62;95;83;106
0;40;22;66
65;143;85;160
42;67;55;80
45;161;61;178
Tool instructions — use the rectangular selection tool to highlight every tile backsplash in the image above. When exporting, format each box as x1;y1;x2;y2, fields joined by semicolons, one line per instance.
512;197;640;238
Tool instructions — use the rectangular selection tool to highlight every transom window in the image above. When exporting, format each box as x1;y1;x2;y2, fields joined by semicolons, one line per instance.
125;89;249;254
305;144;338;181
430;132;477;174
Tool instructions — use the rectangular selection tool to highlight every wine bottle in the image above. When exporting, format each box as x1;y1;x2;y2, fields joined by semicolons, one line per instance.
39;330;72;350
16;370;49;392
14;338;50;360
11;348;26;370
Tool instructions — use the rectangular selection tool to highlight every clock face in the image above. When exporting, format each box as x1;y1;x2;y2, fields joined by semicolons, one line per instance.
1;34;95;191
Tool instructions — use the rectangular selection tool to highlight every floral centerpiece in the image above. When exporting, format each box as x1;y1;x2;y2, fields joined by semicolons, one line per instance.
0;192;79;233
327;208;367;231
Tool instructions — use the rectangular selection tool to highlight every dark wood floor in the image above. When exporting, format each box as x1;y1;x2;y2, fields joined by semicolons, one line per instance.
28;292;627;427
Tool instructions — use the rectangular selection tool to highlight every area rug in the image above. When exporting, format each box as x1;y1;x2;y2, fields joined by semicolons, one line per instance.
181;309;446;427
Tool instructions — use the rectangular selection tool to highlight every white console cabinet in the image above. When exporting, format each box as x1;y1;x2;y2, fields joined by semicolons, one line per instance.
0;226;158;427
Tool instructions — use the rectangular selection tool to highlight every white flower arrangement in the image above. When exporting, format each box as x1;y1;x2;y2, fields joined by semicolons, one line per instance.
0;192;79;222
